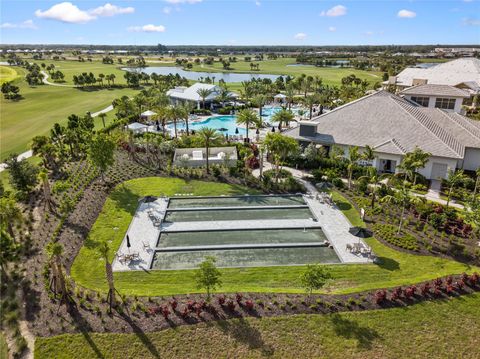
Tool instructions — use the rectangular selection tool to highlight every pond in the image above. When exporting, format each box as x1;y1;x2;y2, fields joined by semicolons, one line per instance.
122;66;281;82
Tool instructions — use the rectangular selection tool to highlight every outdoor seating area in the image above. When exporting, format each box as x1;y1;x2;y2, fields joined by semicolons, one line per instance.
173;146;238;167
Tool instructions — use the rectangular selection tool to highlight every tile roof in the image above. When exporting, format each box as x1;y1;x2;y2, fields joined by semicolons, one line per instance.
284;90;480;160
389;58;480;91
400;84;470;98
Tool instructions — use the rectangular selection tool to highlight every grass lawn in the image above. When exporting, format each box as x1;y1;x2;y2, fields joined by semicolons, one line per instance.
34;292;480;359
71;177;476;297
0;65;20;84
0;67;138;160
188;57;383;87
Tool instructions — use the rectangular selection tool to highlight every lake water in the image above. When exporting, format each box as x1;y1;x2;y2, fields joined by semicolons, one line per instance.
123;66;281;82
414;63;439;69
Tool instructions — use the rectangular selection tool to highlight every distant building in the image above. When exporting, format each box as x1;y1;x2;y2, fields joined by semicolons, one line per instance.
385;58;480;108
400;84;470;114
166;83;221;109
284;91;480;180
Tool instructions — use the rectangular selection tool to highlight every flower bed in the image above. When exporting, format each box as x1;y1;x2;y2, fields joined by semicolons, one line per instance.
372;224;419;251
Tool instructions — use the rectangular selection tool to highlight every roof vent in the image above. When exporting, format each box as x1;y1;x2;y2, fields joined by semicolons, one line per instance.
299;121;317;137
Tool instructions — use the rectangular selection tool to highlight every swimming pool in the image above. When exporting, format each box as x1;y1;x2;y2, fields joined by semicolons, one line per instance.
168;115;246;135
168;195;306;208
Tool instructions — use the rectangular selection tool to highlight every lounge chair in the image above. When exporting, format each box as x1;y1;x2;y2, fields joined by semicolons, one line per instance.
192;150;203;160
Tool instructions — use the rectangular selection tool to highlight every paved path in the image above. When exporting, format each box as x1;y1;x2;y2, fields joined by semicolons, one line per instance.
41;70;75;87
112;198;169;271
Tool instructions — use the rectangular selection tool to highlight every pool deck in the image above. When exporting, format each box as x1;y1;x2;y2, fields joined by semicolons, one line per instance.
112;197;169;272
112;192;373;271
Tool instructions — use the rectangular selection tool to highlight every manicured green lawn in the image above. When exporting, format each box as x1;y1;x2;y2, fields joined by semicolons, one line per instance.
0;65;20;84
34;292;480;359
71;177;476;297
0;68;137;160
188;57;383;87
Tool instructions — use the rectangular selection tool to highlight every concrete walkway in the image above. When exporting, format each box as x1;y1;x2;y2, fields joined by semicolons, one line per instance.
41;70;75;87
112;198;169;271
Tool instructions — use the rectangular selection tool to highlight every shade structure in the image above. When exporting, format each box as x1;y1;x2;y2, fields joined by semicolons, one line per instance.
348;227;372;238
143;196;157;203
126;235;131;250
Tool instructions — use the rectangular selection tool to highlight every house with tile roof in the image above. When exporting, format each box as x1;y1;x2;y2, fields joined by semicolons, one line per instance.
284;91;480;180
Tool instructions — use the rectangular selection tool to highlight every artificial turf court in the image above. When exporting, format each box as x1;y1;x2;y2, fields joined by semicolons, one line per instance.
71;177;476;297
34;292;480;359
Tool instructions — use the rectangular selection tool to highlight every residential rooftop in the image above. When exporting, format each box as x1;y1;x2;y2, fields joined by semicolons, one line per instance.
400;84;471;98
284;90;480;159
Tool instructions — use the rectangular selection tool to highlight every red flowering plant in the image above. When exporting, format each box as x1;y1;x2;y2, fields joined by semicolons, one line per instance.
217;295;226;306
162;306;171;319
236;293;243;304
170;299;178;311
226;300;236;311
244;299;255;310
390;287;403;301
374;290;387;304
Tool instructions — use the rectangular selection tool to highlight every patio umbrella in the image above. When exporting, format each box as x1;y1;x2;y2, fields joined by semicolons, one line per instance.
271;126;275;132
126;235;131;253
349;227;372;238
235;127;239;134
143;196;157;203
219;127;228;132
256;128;259;135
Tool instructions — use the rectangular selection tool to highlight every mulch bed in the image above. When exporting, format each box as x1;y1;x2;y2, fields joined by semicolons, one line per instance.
19;151;480;339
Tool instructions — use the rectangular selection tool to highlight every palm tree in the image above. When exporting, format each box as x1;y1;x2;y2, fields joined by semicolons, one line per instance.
302;94;320;119
346;146;361;189
216;88;232;107
181;102;195;135
285;84;296;110
0;196;23;241
197;88;212;109
253;94;267;118
358;166;383;209
444;169;466;207
236;108;260;141
271;109;295;130
98;242;116;313
240;81;254;104
408;147;431;186
98;112;107;128
46;242;69;303
473;167;480;203
361;145;375;163
38;168;53;211
198;127;221;173
381;187;423;234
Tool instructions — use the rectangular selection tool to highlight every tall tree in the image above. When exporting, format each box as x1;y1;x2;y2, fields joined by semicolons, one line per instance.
46;242;69;303
263;132;299;184
0;196;23;241
346;146;361;190
197;127;221;174
236;108;261;141
88;134;116;182
98;112;107;128
197;88;213;109
38;168;53;211
381;187;423;234
271;109;295;130
444;169;466;208
302;94;320;120
98;242;117;313
5;155;38;193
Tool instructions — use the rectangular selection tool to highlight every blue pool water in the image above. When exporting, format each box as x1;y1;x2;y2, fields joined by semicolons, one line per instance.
169;115;246;135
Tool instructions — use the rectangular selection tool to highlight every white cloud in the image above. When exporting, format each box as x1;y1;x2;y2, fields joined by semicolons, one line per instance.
35;2;134;24
163;6;172;14
328;26;336;32
320;5;347;17
255;1;261;6
0;19;38;29
397;9;416;18
294;32;307;40
128;24;166;32
463;17;480;26
35;2;95;23
164;0;202;3
90;3;134;17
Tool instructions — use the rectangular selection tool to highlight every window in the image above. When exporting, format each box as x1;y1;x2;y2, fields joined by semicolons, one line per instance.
435;98;456;110
410;96;429;107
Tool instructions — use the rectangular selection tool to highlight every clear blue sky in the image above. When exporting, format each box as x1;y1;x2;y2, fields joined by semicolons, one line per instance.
1;0;479;45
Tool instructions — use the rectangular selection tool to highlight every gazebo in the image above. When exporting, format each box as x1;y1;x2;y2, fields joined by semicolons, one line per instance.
126;122;148;134
140;110;157;122
273;93;287;104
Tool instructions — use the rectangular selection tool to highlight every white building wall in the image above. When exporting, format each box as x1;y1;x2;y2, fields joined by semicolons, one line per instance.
418;156;458;179
404;95;463;113
462;148;480;171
